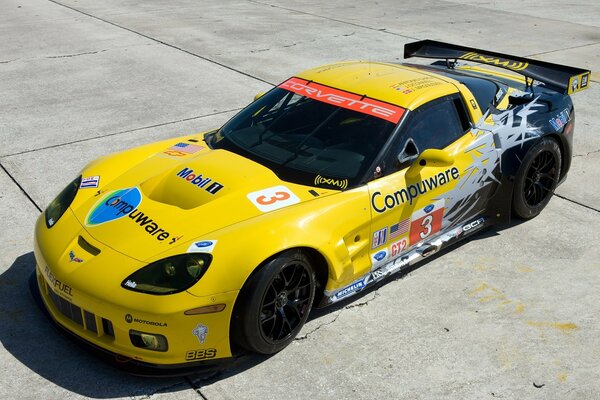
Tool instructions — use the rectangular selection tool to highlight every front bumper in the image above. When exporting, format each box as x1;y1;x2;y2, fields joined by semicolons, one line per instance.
32;213;239;371
29;270;237;377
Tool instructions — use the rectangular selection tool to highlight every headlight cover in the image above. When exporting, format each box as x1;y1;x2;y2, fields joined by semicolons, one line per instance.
45;176;81;228
121;253;212;295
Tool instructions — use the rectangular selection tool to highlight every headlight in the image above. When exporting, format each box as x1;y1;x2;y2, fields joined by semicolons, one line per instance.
121;253;212;295
45;176;81;228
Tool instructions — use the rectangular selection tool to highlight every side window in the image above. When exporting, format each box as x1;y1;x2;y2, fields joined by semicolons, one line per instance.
405;96;466;152
375;96;470;178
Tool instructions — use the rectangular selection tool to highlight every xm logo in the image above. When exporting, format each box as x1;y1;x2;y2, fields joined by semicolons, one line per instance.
314;175;348;190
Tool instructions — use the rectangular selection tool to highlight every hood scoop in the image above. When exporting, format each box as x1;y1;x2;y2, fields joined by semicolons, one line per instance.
140;161;228;210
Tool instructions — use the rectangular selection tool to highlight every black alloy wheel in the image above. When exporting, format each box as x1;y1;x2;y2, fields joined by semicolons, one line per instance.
512;137;562;219
259;260;313;343
232;250;316;354
523;150;558;207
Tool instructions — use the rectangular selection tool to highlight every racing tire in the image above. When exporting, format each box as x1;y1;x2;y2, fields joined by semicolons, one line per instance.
512;137;562;219
232;250;316;354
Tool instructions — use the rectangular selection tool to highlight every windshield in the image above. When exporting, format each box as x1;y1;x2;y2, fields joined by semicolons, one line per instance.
209;77;405;190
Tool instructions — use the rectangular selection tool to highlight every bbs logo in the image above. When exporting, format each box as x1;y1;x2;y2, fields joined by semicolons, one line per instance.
314;175;348;190
185;348;217;361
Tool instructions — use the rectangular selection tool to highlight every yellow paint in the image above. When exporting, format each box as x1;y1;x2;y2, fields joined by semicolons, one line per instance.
514;303;525;313
479;295;496;303
468;283;489;296
527;321;579;333
558;373;568;382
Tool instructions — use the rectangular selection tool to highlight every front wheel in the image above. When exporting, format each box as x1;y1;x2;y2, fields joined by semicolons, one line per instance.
512;137;562;219
232;250;316;354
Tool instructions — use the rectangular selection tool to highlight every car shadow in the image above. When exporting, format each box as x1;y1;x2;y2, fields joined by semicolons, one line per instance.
0;218;527;396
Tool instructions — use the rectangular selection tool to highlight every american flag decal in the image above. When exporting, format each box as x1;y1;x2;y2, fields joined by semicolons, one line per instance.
389;218;410;239
166;142;204;154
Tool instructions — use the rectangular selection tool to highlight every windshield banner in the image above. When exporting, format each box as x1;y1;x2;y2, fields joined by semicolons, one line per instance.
279;77;405;124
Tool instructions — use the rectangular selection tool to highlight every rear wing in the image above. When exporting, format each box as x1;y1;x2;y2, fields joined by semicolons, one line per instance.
404;40;591;95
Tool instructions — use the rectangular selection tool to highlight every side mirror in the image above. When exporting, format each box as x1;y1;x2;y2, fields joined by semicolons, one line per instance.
253;92;265;101
406;149;454;179
397;138;419;165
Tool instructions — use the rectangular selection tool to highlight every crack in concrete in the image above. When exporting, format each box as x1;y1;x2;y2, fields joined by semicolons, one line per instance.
129;380;187;399
573;148;600;157
295;309;344;341
0;162;42;212
344;291;380;309
296;291;381;341
247;0;419;41
0;107;241;159
0;58;20;64
45;49;107;59
184;375;210;400
554;193;600;213
46;0;274;86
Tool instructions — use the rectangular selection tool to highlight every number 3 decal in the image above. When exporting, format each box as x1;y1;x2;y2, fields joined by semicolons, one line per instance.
256;191;291;205
409;200;445;246
419;215;433;239
247;186;300;212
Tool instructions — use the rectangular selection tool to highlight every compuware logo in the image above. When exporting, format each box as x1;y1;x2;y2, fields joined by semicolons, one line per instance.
86;187;142;226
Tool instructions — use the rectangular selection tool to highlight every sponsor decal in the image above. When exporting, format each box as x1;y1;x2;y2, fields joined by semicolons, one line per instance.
549;108;571;131
334;279;367;301
374;251;387;261
176;167;224;195
192;323;209;344
80;176;100;189
247;185;300;212
68;250;83;263
86;188;176;243
163;142;204;157
459;217;486;235
187;240;217;254
459;52;529;71
469;99;478;109
44;265;73;296
124;279;137;288
571;77;579;93
581;73;589;89
372;227;387;248
389;218;409;239
390;238;408;257
495;88;504;104
125;313;167;327
409;200;445;246
389;83;413;94
371;167;459;213
314;175;348;190
391;78;443;91
185;349;217;361
279;77;405;124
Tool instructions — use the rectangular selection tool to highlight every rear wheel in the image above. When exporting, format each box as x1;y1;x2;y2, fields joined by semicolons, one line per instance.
512;138;562;219
232;250;315;354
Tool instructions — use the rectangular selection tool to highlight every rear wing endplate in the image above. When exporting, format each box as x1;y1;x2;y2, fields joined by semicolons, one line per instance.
404;40;591;95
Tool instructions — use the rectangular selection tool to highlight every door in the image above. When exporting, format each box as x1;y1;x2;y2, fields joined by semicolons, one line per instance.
366;94;493;272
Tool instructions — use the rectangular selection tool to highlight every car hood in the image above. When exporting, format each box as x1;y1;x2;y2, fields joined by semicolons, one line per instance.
72;148;325;261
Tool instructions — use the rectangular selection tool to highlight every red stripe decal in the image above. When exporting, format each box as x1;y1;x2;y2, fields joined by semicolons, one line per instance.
279;77;405;124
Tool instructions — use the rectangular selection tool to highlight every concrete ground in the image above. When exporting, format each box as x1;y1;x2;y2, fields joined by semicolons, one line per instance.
1;0;599;398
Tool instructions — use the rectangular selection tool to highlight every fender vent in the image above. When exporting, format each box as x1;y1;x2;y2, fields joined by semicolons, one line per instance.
78;236;100;256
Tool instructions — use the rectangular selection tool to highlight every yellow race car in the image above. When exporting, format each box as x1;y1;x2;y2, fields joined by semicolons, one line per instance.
32;40;590;374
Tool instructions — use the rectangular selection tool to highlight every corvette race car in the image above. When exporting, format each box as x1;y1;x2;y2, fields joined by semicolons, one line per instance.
32;40;590;373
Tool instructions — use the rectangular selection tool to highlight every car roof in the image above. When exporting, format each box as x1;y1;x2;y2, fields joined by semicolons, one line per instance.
296;61;460;111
